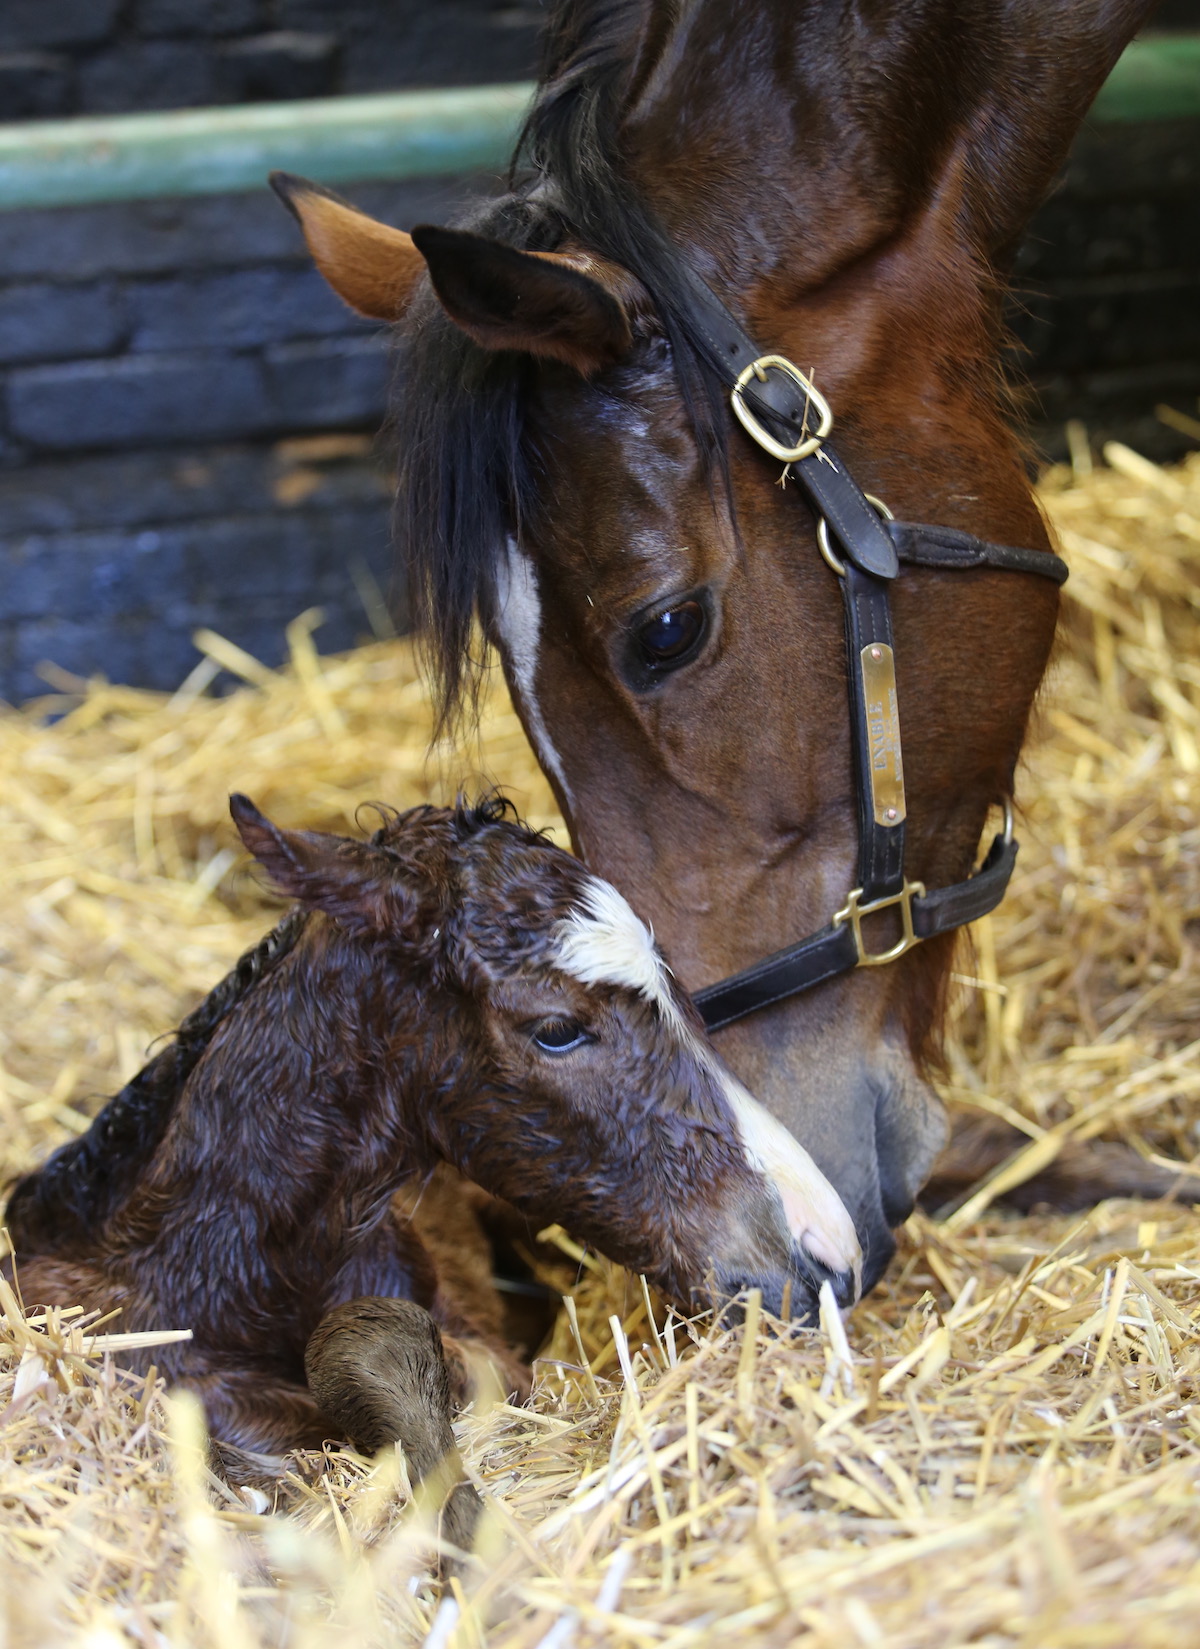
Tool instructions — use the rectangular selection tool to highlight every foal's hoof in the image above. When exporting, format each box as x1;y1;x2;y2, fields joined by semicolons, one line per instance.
307;1298;487;1568
306;1297;455;1461
441;1479;483;1559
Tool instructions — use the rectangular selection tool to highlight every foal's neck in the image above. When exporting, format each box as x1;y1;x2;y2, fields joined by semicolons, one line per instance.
127;916;444;1328
4;908;309;1259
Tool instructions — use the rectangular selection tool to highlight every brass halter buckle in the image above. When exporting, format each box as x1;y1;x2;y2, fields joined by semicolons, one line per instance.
730;355;833;463
833;879;927;967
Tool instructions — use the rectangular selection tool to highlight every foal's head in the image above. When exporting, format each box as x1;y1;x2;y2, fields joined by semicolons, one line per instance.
233;794;860;1317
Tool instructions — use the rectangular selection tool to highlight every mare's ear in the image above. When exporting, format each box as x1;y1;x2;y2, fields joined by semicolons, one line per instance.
270;171;427;320
963;1;1155;261
408;225;633;375
230;794;415;938
272;170;632;373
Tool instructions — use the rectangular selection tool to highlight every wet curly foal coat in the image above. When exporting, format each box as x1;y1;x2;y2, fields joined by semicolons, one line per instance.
3;795;857;1502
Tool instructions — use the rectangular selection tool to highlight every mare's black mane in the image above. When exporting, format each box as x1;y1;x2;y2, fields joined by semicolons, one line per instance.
4;908;309;1252
393;0;732;731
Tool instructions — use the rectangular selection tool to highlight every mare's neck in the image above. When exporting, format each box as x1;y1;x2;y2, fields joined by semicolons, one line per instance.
619;1;1042;542
621;4;931;284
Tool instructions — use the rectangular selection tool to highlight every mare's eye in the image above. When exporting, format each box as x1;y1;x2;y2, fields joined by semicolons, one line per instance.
532;1018;590;1054
637;600;706;669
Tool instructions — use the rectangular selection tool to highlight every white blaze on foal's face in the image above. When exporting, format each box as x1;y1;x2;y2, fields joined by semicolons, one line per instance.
556;876;862;1288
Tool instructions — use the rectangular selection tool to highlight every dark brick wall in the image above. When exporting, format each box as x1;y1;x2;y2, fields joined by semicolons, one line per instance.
0;173;484;701
0;439;399;694
0;0;542;117
0;0;543;704
1008;4;1200;457
1150;0;1200;24
0;5;1199;701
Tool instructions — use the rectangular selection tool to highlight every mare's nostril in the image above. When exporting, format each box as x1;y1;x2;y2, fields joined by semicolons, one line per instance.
715;1294;748;1330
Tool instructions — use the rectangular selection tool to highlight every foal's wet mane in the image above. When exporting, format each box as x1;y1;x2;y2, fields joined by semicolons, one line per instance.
394;0;733;729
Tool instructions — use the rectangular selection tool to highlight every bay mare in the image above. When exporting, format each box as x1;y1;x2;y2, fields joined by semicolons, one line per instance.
273;0;1183;1293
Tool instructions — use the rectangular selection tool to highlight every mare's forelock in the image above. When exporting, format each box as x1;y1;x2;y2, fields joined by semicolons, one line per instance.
393;0;733;734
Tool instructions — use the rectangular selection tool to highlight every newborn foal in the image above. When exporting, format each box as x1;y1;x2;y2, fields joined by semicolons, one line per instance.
4;795;858;1519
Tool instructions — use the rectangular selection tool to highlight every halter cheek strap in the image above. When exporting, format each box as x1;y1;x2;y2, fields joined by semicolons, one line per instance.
673;272;1068;1034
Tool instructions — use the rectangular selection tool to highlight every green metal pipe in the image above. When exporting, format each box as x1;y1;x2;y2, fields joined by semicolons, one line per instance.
0;35;1195;214
0;83;534;212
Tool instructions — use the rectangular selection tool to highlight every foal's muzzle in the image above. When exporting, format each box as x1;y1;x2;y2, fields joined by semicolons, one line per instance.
710;1229;859;1326
709;1264;855;1328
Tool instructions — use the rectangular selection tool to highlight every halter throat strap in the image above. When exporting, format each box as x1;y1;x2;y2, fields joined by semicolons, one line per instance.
674;273;1067;1033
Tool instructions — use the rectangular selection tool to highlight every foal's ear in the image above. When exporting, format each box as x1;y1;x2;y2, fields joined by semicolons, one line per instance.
230;794;416;938
270;172;427;320
963;3;1153;260
409;225;633;374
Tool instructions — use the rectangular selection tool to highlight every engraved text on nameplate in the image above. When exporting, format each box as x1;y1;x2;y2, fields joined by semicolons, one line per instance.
860;643;906;826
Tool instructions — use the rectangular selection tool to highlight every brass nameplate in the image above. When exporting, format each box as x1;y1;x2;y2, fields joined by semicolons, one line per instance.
860;643;906;826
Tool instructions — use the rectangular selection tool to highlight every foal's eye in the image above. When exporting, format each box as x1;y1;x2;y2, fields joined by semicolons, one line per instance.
637;600;706;670
531;1017;591;1054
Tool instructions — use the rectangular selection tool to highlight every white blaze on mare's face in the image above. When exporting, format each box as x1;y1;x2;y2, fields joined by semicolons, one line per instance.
493;539;573;806
556;876;863;1288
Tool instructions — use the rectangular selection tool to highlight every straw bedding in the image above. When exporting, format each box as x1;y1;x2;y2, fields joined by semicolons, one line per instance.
1;447;1198;1647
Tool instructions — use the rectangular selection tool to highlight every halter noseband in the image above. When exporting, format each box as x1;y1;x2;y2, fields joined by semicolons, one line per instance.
668;270;1069;1034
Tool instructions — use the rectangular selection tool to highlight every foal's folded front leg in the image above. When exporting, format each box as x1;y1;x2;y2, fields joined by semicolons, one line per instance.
170;1367;333;1456
304;1297;483;1557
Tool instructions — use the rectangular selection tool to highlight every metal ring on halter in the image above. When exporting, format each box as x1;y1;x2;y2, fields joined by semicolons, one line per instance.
816;495;895;576
1000;796;1014;846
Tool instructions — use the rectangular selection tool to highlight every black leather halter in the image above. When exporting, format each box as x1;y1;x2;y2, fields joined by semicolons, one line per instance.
669;271;1069;1034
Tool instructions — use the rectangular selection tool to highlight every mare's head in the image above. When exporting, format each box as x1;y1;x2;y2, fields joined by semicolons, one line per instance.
275;0;1153;1289
232;794;860;1318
